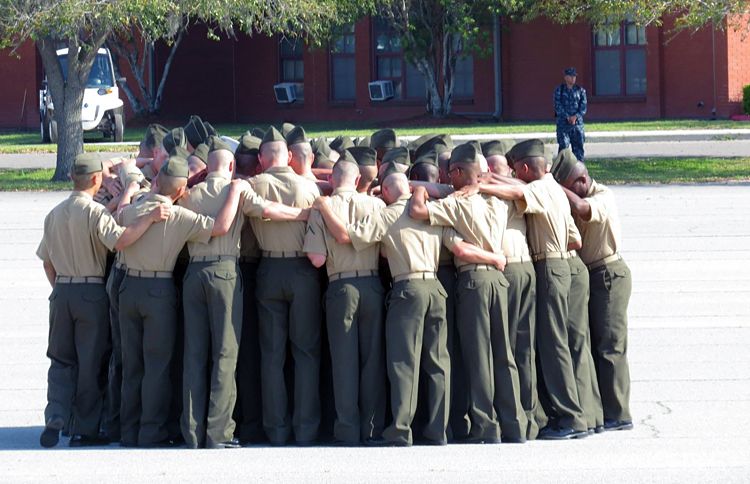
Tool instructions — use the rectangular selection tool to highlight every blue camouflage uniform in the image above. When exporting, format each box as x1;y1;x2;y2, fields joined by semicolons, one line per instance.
554;83;587;161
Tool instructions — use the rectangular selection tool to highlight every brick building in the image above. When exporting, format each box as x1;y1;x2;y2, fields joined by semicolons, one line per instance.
2;16;750;130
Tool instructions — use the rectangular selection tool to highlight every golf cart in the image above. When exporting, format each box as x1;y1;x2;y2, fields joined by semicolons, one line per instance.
39;47;125;143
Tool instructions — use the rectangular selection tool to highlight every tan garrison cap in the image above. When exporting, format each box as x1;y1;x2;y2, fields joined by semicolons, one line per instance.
160;156;190;178
72;153;103;175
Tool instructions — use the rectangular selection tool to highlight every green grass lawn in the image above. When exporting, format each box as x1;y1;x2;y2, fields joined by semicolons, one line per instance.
2;157;748;191
1;118;748;154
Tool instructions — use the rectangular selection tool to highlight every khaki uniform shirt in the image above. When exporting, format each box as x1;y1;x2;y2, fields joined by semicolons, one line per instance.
179;172;266;258
426;193;507;269
117;193;213;272
245;166;320;252
574;180;622;265
36;191;124;277
303;187;385;276
502;201;531;259
515;173;579;256
348;196;446;278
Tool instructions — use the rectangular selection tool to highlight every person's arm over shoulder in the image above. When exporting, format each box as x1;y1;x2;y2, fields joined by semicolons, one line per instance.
585;185;613;224
425;193;461;227
561;185;592;221
174;206;215;244
348;205;390;251
513;180;546;215
566;213;582;251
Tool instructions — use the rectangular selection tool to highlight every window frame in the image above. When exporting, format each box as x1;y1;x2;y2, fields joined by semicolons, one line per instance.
329;24;357;105
591;20;647;100
370;18;426;103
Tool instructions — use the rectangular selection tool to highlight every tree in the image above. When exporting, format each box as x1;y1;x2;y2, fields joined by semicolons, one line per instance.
0;0;361;181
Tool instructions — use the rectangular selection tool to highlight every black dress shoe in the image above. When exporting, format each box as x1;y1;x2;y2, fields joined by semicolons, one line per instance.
421;438;447;446
458;436;501;444
40;416;65;448
587;428;595;435
295;440;317;447
207;438;241;449
603;419;633;431
363;437;410;447
538;427;588;440
594;425;605;434
141;438;184;448
501;436;526;444
69;433;110;447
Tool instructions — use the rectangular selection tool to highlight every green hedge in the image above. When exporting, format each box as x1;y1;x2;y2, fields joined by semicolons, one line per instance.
744;85;750;115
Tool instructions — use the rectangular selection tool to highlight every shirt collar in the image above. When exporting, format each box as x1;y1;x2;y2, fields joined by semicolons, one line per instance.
206;172;230;181
264;166;294;174
333;187;356;196
150;193;174;206
70;191;93;200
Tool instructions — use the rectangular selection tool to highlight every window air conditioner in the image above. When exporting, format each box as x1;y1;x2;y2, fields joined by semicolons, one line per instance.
274;83;298;104
368;80;394;101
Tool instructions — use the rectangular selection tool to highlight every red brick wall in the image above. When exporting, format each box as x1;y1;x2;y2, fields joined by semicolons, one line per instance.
725;15;750;115
0;42;41;129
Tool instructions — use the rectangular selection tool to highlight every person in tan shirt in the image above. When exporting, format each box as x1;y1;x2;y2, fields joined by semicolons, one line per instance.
245;127;322;446
116;156;243;448
553;154;633;432
467;139;588;440
410;143;527;444
303;156;386;445
315;172;506;447
36;153;169;448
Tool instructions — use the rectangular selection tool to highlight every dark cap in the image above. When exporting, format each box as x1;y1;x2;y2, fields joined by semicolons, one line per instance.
550;148;579;183
312;137;332;157
380;162;404;182
564;67;577;76
408;134;435;155
143;123;169;149
163;127;187;154
260;126;286;147
449;143;480;166
184;115;209;147
481;139;515;158
370;129;397;151
329;135;354;154
347;146;377;167
250;127;266;138
337;150;358;165
170;145;191;159
204;121;218;137
72;153;103;175
507;139;546;163
285;126;308;146
281;122;296;137
357;135;371;148
415;134;451;160
313;151;332;168
160;156;190;178
381;146;410;167
206;135;233;154
190;143;209;164
412;149;439;168
236;132;261;156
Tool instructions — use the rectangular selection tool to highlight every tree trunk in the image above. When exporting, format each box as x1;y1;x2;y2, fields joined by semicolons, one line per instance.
107;40;146;116
53;78;86;181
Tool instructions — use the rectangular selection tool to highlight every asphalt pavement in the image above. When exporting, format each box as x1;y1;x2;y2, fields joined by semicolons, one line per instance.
0;184;748;482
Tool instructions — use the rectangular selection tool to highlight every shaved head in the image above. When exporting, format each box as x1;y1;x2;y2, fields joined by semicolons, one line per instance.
486;154;511;177
357;165;377;193
206;149;234;173
331;161;360;189
381;172;410;205
410;163;439;183
512;156;547;183
562;161;591;198
157;173;187;198
259;141;289;170
289;142;314;175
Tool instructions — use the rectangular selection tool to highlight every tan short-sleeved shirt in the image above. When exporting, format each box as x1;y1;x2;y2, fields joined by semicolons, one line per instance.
502;201;531;259
246;166;320;252
303;188;385;276
179;173;267;258
515;173;575;255
36;191;124;277
117;193;213;272
574;180;622;265
427;193;507;269
348;196;444;278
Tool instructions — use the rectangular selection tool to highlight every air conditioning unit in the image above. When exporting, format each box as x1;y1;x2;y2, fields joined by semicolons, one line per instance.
368;80;394;101
274;83;298;104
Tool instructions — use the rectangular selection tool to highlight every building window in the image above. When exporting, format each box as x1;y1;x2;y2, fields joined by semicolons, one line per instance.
330;25;356;102
453;56;474;99
372;18;426;100
593;20;647;97
280;37;304;100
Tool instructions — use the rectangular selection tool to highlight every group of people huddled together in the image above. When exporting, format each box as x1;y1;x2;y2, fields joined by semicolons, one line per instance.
37;115;633;449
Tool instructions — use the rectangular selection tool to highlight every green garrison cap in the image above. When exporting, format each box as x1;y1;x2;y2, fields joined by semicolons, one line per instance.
357;135;371;148
313;151;332;168
163;127;187;154
143;123;169;149
236;132;261;156
281;122;296;138
412;149;440;168
408;134;435;155
371;128;397;151
507;139;546;163
160;156;190;178
191;143;209;163
250;127;266;138
550;148;579;183
206;135;233;154
449;142;480;166
72;153;103;175
379;162;405;182
435;144;452;157
170;145;191;159
481;139;515;158
312;137;332;156
347;146;377;167
204;121;218;137
329;135;354;154
415;134;452;160
285;126;308;146
337;150;358;165
381;146;410;167
184;115;209;147
260;126;286;147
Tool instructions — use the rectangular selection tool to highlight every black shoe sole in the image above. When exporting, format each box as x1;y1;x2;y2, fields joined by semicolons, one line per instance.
604;422;634;431
40;417;64;448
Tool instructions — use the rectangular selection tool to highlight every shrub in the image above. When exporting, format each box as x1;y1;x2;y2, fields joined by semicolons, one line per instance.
743;85;750;115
